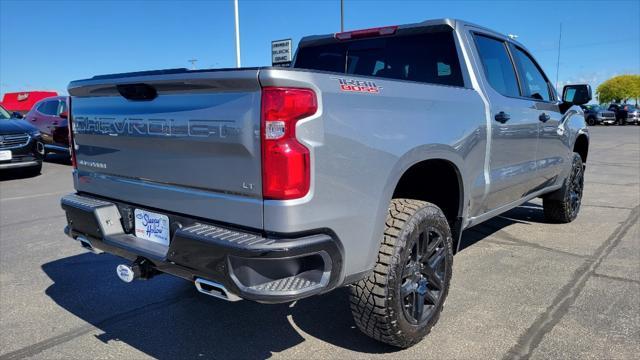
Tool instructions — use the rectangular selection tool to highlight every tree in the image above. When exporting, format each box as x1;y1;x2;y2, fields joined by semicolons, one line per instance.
596;74;640;104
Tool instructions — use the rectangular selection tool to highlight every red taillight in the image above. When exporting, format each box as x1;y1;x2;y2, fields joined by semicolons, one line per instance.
261;87;317;200
67;97;77;169
334;25;398;40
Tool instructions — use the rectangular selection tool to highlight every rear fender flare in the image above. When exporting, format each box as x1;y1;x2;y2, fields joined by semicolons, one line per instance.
362;145;466;271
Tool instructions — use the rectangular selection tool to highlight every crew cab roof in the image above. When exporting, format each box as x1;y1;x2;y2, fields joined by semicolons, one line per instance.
297;18;527;50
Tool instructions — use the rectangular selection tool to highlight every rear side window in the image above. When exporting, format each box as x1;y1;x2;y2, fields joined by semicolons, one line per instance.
474;34;520;98
294;30;464;87
58;100;67;115
512;47;552;101
37;100;59;116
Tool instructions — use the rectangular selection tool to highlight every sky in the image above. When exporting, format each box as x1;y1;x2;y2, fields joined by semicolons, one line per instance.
1;0;639;98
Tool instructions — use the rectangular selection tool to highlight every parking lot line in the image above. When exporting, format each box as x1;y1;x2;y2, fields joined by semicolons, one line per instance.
0;191;68;203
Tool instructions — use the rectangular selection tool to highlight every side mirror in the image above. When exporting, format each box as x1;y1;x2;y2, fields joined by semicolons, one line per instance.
11;112;23;119
59;111;68;119
562;84;592;106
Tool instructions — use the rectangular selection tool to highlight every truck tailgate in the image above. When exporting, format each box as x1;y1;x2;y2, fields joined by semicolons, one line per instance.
68;69;263;229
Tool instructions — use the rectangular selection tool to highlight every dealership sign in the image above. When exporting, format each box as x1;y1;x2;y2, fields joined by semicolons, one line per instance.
271;39;292;67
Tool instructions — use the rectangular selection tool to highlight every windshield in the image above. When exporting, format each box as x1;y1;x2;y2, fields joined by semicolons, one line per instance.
584;105;601;112
0;105;11;119
624;105;637;111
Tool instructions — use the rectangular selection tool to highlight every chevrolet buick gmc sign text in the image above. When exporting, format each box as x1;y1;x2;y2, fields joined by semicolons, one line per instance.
271;39;292;66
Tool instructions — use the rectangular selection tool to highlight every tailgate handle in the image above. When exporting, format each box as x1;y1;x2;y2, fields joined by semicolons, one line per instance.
116;83;158;101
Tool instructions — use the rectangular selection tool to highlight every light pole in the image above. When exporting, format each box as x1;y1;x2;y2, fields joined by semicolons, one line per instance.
340;0;344;32
234;0;241;68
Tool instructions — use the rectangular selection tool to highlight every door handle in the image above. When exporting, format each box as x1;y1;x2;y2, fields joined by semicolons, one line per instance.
539;113;550;122
30;118;37;122
494;111;510;124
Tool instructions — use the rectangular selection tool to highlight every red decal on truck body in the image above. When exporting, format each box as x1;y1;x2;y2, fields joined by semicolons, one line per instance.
335;78;382;94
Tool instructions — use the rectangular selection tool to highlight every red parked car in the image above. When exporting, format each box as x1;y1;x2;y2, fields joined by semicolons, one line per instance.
23;96;70;155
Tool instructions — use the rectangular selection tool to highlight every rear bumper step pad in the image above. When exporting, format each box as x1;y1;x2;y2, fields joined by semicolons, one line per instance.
61;193;343;303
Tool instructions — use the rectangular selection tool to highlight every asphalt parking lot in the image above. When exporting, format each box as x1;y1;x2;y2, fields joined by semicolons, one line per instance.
0;126;638;360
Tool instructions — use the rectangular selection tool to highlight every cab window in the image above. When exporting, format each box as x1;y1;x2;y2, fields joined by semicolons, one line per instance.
512;47;552;101
473;34;520;98
295;30;464;87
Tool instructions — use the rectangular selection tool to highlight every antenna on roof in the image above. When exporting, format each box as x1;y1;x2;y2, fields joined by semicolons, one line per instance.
555;23;562;90
188;59;198;70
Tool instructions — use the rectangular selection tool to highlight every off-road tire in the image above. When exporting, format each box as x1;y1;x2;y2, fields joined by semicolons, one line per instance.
543;153;584;223
349;199;453;348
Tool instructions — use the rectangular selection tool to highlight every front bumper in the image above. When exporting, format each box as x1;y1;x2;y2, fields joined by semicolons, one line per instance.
0;137;45;169
0;160;41;169
61;193;343;303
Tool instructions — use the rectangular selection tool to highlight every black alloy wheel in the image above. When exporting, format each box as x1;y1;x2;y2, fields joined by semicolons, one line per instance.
400;227;447;325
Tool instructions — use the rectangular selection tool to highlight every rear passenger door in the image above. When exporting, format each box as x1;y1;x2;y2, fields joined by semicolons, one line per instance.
52;99;69;147
472;33;541;212
510;45;566;186
32;100;60;144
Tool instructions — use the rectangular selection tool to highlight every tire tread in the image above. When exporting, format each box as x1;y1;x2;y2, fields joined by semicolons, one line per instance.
349;198;451;348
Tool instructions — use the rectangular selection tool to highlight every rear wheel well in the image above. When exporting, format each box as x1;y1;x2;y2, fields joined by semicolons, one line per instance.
574;135;589;163
392;159;462;247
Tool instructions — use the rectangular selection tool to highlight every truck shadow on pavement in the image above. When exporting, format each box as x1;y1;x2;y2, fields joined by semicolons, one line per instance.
459;201;548;252
40;202;547;359
41;254;396;359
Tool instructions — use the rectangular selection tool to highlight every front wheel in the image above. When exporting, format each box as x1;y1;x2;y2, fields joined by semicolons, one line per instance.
349;199;453;348
587;117;596;126
543;153;584;223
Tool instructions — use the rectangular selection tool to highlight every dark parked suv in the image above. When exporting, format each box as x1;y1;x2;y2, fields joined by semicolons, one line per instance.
0;105;45;174
24;96;70;154
581;105;616;125
622;104;639;125
607;103;630;125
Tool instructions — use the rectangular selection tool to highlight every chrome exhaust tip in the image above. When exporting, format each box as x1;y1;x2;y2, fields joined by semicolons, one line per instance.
76;235;102;254
194;278;242;302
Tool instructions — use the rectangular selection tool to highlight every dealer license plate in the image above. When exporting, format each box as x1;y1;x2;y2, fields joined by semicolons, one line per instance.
134;209;170;245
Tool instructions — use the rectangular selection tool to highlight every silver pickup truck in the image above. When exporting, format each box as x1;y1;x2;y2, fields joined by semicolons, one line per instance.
61;19;591;347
